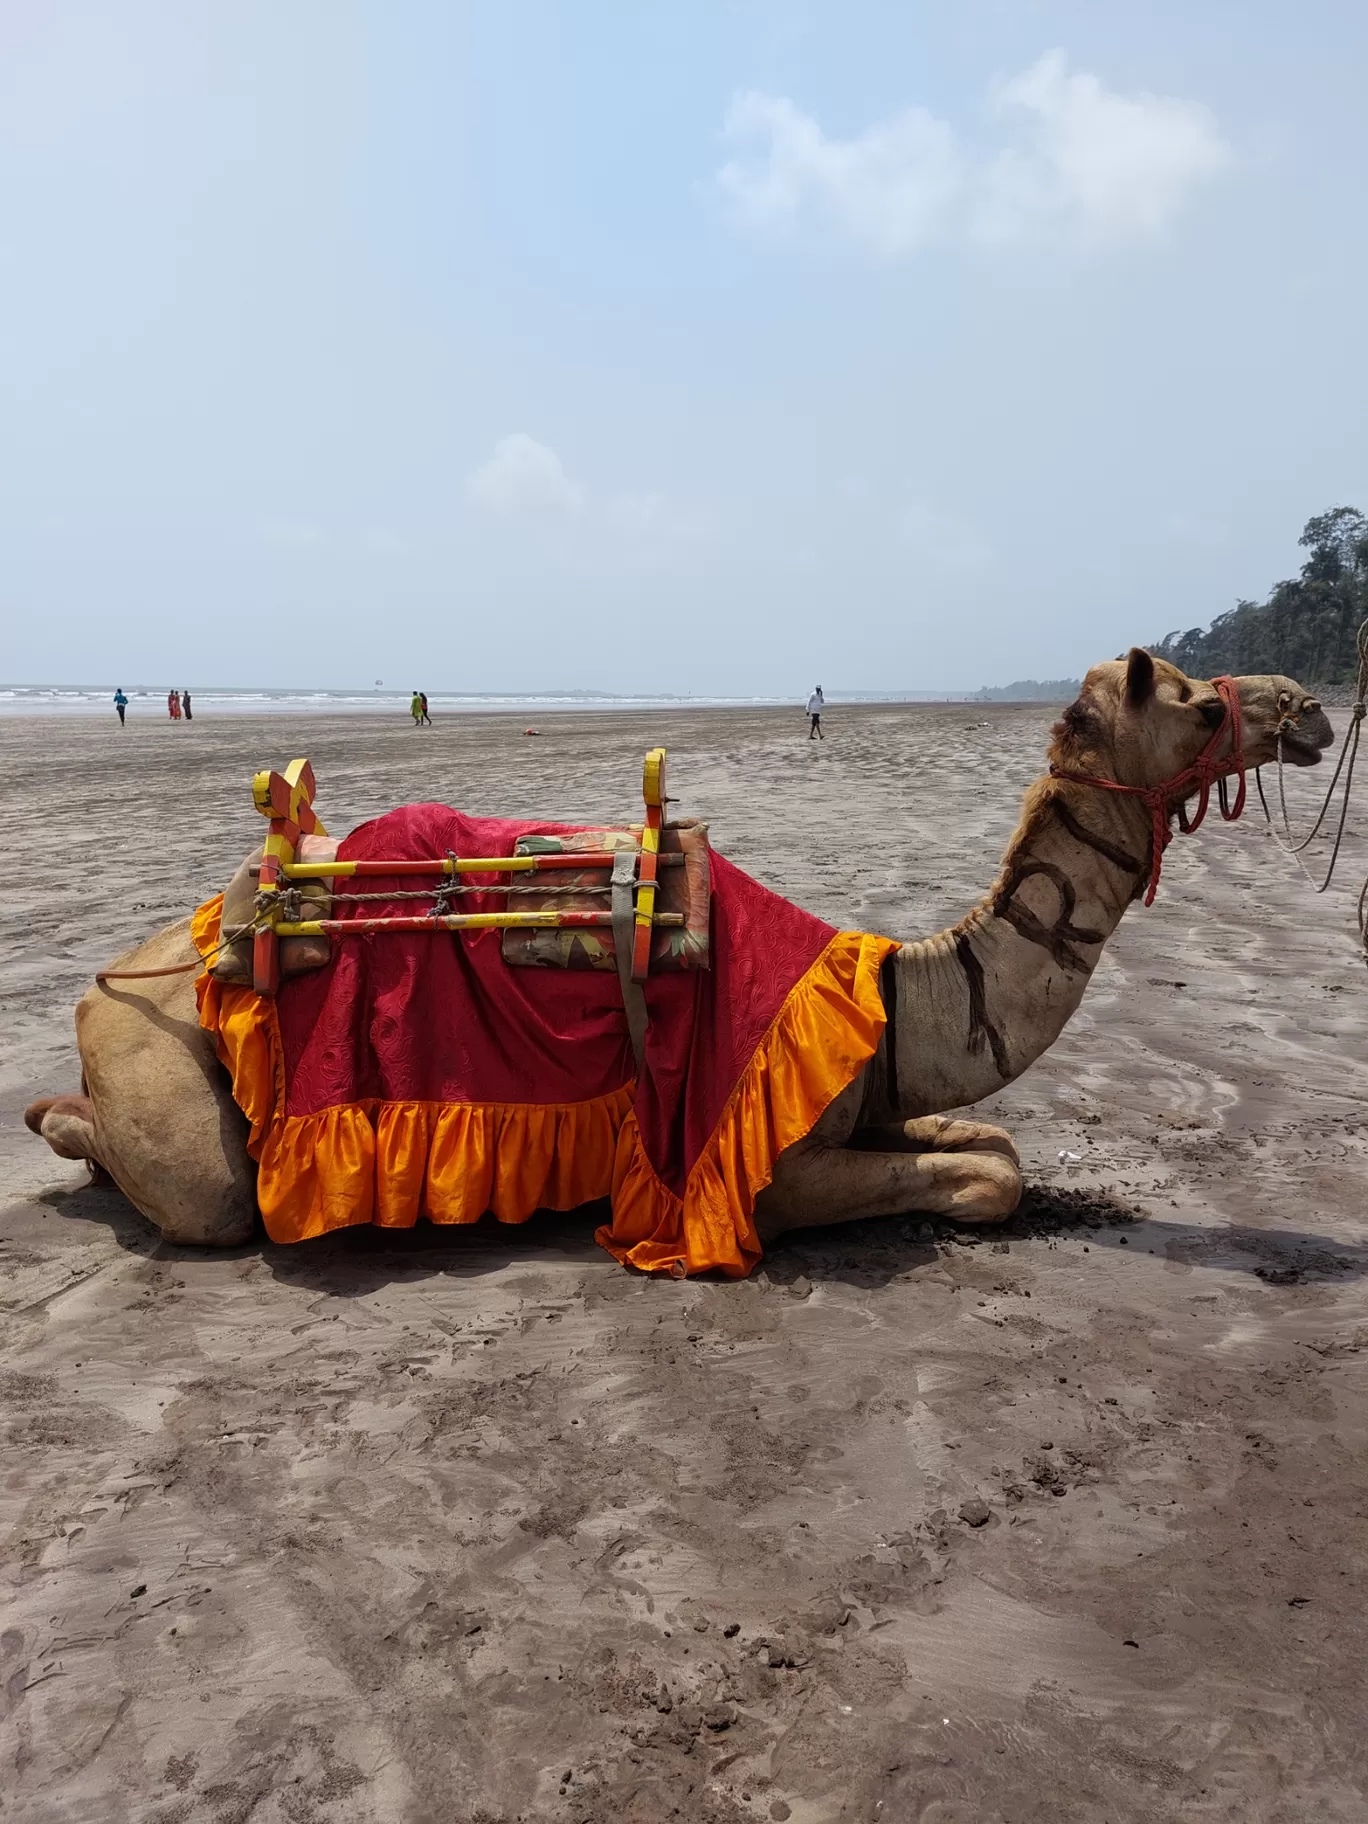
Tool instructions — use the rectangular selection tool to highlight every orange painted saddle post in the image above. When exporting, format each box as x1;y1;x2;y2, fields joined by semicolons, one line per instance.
251;758;328;995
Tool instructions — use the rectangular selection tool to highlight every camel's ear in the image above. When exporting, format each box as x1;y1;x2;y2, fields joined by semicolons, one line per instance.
1125;647;1156;709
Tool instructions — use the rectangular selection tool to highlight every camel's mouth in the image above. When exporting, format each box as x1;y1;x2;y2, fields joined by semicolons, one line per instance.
1242;689;1335;769
1277;721;1333;766
1284;729;1327;766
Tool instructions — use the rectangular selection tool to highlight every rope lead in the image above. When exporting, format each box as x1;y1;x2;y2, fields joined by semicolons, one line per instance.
1254;615;1368;964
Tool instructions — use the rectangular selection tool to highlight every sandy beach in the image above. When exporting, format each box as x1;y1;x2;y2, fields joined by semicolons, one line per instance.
4;702;1368;1823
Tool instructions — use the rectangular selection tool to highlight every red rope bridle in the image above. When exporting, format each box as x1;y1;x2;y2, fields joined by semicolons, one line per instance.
1049;675;1247;907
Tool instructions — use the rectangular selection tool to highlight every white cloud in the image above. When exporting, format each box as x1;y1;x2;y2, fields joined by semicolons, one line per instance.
977;52;1232;242
719;91;960;255
466;434;585;516
717;53;1230;255
465;443;710;561
603;491;710;544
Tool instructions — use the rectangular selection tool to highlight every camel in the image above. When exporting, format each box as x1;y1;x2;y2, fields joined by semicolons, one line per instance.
25;651;1332;1251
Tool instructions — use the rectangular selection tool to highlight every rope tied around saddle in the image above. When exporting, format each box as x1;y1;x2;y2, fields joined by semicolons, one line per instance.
94;851;653;982
320;880;617;905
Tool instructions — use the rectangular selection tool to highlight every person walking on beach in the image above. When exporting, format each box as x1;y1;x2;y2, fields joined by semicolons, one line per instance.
419;691;432;726
167;689;180;721
181;689;192;721
806;686;825;740
409;690;423;727
113;688;128;726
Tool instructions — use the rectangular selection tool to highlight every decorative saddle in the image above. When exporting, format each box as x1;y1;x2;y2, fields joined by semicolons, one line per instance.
206;748;712;1061
190;752;897;1277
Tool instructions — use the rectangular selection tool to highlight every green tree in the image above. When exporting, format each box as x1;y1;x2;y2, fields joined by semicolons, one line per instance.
1152;507;1368;682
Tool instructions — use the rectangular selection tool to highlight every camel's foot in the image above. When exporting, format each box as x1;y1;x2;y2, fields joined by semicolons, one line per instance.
756;1117;1022;1240
25;1094;99;1163
852;1114;1021;1167
25;1090;254;1247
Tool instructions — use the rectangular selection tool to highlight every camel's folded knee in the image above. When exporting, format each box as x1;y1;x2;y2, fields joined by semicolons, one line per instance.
24;1095;99;1163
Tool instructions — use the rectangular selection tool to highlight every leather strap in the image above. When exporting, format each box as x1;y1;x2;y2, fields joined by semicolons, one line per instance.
611;850;648;1072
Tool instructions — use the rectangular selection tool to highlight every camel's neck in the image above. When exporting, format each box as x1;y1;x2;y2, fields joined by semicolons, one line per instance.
879;775;1156;1119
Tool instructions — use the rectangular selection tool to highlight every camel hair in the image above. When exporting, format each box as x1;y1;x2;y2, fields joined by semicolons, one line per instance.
25;651;1333;1250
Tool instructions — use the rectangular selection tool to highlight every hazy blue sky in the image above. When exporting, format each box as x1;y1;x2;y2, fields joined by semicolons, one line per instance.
3;1;1365;693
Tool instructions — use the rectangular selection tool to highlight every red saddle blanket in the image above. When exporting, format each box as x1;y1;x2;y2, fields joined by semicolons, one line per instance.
194;803;896;1277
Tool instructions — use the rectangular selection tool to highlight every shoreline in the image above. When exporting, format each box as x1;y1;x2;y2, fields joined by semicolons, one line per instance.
0;693;1054;721
0;684;1067;718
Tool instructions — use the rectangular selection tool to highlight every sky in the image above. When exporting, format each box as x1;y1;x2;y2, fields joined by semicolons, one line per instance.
2;0;1366;694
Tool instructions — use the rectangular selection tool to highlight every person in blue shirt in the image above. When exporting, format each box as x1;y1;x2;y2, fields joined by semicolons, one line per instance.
113;689;129;727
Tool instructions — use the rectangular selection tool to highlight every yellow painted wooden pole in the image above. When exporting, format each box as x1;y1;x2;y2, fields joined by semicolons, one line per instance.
631;748;667;982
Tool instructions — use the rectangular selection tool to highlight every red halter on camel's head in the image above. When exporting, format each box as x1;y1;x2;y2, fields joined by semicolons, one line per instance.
1049;674;1247;907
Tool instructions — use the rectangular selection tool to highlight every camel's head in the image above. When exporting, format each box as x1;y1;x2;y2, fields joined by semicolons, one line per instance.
1053;649;1334;789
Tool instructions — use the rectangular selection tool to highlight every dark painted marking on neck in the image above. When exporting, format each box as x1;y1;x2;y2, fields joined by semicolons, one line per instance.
992;856;1107;975
1050;795;1148;877
955;933;1010;1079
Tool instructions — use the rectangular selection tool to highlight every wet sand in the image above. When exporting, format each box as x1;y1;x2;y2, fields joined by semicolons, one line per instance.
3;704;1368;1823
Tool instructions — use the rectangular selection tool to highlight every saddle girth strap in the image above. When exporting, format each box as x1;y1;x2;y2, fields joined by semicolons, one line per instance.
611;850;648;1073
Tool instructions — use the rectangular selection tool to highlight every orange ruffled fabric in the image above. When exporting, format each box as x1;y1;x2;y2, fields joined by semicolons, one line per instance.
192;897;896;1273
192;896;630;1243
601;930;896;1278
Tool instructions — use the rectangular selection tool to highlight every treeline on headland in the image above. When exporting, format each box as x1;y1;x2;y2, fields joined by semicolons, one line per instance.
974;679;1081;702
1151;506;1368;686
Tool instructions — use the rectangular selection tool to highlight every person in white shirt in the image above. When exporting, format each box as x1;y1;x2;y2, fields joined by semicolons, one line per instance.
806;687;825;740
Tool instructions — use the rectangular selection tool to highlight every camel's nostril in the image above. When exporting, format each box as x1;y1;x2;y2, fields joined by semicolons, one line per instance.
1304;698;1321;714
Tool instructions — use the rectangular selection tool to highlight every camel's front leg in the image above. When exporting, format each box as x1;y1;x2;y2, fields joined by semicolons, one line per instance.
754;1097;1021;1241
854;1114;1021;1166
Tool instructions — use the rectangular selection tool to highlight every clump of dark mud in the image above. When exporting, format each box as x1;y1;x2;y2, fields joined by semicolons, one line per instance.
760;1183;1139;1286
1007;1183;1141;1238
927;1183;1141;1251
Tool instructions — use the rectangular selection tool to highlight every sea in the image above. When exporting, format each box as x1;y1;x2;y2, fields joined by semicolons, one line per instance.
0;686;970;718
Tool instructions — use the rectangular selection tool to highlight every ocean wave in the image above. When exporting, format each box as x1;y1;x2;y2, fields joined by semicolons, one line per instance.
0;685;968;716
0;686;810;717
